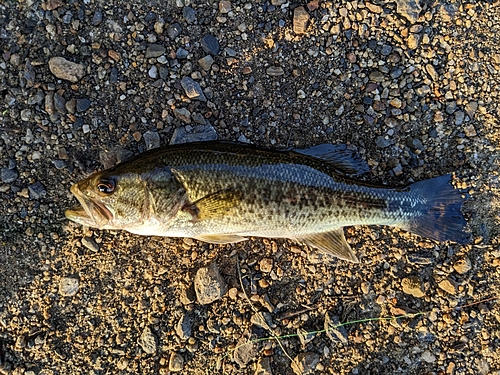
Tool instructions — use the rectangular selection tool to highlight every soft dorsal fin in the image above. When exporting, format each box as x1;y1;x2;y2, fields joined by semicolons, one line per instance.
295;229;359;263
293;144;370;176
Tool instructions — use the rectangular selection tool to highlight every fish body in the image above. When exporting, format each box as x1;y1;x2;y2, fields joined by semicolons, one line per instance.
66;142;470;262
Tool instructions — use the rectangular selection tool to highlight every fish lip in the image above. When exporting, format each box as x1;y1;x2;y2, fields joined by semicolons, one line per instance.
65;183;113;228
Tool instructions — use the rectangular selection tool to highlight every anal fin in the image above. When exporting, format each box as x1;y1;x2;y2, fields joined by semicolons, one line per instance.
295;229;359;263
194;234;248;244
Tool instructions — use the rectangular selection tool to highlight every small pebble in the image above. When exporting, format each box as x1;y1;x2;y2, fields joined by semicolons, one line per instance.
28;182;46;199
59;277;79;297
92;10;103;26
291;352;320;375
401;276;425;298
76;98;91;112
145;44;166;58
81;237;99;252
293;6;310;34
48;57;85;82
148;65;158;79
180;77;206;101
169;352;184;372
194;263;227;304
143;131;161;150
167;23;182;39
1;168;18;183
200;34;220;55
266;66;284;76
198;55;214;71
183;6;196;23
175;314;192;340
453;257;472;274
138;327;157;355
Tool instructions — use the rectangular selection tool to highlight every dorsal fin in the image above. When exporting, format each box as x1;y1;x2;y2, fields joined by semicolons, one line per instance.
293;144;370;176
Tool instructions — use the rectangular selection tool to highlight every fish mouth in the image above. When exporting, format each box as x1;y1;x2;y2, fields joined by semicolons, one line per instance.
65;183;113;229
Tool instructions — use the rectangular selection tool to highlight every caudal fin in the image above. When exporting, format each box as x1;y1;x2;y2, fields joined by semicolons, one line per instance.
401;175;470;245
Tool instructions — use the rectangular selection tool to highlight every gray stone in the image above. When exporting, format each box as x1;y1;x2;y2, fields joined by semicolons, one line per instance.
92;10;103;26
1;168;18;183
28;90;45;105
455;111;465;125
266;66;284;76
381;45;392;56
169;352;185;372
194;262;227;304
170;124;218;144
20;109;32;121
143;131;161;150
45;92;55;115
198;55;214;70
158;66;169;80
175;314;192;340
52;160;67;170
407;138;424;150
176;47;189;59
465;101;478;119
180;77;206;101
138;327;157;355
233;338;258;367
167;23;182;39
255;357;272;375
291;352;320;375
28;182;46;199
66;98;76;114
54;93;67;114
59;277;79;297
173;108;192;123
183;6;196;23
148;65;158;79
76;98;91;112
81;237;99;252
446;101;457;114
376;136;391;148
369;71;385;82
145;44;166;58
48;57;85;82
201;34;220;55
390;67;403;79
395;0;422;23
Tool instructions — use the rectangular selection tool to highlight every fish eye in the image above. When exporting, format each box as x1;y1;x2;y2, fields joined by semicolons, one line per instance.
96;179;115;194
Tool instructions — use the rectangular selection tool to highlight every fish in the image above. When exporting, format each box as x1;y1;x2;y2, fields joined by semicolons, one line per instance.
65;141;470;262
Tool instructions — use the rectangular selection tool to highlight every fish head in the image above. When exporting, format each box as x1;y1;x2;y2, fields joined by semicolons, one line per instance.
65;169;150;230
66;164;188;231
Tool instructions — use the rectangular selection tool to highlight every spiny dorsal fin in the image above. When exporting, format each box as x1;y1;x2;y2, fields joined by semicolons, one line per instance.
194;234;247;244
293;144;369;176
295;229;359;263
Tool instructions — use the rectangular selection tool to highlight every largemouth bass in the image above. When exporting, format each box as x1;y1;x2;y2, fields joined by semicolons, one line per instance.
65;141;470;262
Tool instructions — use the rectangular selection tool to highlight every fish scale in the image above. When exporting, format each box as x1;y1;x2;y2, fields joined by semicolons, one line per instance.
66;141;470;262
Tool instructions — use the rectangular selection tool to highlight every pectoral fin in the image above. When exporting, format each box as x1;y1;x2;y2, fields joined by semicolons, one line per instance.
194;234;248;244
295;229;359;263
183;189;243;221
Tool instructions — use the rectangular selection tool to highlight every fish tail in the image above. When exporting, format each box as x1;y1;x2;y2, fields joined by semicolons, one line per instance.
400;174;470;244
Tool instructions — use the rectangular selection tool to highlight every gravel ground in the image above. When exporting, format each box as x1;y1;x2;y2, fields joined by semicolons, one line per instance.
1;0;500;374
